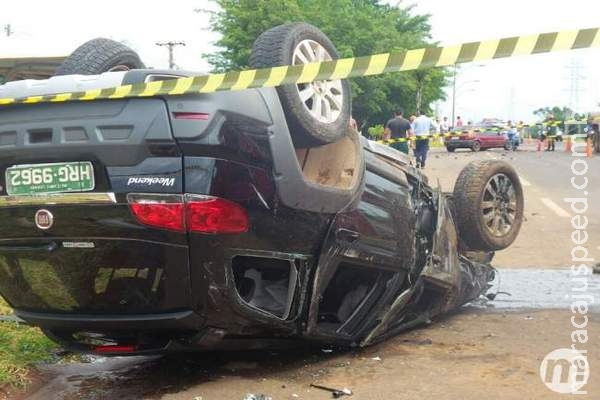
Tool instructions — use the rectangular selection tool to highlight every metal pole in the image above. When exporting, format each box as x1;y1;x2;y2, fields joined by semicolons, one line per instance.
155;41;186;69
451;64;457;129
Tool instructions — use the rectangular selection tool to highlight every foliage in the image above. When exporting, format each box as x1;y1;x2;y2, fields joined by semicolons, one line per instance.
367;124;384;139
0;298;57;388
205;0;448;131
533;106;574;121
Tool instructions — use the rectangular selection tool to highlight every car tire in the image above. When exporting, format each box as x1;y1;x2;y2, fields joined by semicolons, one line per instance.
471;141;481;152
452;160;524;251
504;142;513;151
446;147;455;152
55;38;144;75
249;23;351;147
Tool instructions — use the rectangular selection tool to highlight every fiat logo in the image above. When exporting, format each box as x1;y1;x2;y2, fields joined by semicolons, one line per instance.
34;209;54;230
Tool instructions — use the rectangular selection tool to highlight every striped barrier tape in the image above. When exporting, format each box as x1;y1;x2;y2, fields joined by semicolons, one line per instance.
0;27;599;106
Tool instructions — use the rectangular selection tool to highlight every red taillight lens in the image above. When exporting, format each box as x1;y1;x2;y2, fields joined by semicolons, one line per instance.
127;194;249;234
94;345;135;354
186;197;249;234
172;112;210;120
129;202;185;232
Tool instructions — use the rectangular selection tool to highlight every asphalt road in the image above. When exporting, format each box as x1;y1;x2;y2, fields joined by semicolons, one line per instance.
426;143;600;268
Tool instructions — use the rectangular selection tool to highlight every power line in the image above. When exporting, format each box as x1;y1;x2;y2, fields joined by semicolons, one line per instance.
565;58;587;112
155;41;186;69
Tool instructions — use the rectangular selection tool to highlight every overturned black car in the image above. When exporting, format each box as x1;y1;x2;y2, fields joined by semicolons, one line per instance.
0;23;523;354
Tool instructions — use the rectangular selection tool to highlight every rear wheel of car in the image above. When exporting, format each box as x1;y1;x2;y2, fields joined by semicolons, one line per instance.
453;160;524;251
471;141;481;152
55;38;144;75
249;23;352;147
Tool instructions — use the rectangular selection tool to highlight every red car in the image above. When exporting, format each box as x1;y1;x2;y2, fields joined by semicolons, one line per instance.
445;127;511;152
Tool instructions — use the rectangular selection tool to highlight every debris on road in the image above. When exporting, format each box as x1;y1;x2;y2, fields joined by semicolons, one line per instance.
370;356;382;361
310;384;352;398
243;394;273;400
401;338;433;345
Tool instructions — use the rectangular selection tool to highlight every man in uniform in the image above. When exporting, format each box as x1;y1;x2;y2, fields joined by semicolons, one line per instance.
384;109;413;154
545;115;556;151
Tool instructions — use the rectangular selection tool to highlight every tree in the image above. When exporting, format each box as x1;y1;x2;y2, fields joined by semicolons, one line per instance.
533;106;574;121
204;0;448;131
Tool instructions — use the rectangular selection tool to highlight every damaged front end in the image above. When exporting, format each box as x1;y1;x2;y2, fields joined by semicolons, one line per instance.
303;165;497;348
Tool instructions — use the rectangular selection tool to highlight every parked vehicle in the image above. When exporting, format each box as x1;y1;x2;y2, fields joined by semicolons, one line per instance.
445;127;511;152
0;24;524;354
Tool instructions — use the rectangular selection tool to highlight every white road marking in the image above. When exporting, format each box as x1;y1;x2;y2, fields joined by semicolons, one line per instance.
519;176;532;187
541;198;571;218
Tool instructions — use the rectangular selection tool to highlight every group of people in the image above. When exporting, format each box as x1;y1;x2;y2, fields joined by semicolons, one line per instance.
383;109;447;169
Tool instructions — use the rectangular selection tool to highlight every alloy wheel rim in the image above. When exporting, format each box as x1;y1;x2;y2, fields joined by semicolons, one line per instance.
481;173;517;237
108;64;131;72
292;39;343;123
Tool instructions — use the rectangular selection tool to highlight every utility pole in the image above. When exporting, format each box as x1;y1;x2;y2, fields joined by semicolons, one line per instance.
565;58;586;112
451;64;457;129
3;24;12;37
155;41;186;69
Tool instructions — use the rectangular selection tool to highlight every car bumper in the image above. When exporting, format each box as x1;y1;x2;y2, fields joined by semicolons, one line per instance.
445;139;473;148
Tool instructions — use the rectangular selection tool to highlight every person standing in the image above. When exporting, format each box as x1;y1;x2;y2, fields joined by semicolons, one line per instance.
456;116;464;128
384;109;413;154
412;110;437;169
440;117;449;134
545;115;556;151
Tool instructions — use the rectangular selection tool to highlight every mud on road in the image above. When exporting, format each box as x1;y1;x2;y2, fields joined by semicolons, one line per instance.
20;307;600;400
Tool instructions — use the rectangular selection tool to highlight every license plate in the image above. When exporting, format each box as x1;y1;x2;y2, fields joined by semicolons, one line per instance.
5;162;95;195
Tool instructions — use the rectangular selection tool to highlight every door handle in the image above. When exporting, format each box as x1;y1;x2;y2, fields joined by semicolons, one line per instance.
336;228;360;243
0;242;58;252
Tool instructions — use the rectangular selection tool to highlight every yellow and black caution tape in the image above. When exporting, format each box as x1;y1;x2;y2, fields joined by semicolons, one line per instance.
377;132;469;144
0;27;599;106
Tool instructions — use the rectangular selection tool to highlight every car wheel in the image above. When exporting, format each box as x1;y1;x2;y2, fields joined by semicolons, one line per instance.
471;141;481;152
446;147;455;152
249;23;351;147
452;160;524;251
55;38;144;75
504;142;513;151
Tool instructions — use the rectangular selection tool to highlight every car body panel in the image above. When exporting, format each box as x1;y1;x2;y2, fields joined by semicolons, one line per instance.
445;127;509;150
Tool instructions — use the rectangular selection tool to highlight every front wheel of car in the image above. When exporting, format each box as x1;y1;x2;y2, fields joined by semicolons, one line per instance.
471;141;481;152
249;23;352;147
452;160;524;251
446;147;455;152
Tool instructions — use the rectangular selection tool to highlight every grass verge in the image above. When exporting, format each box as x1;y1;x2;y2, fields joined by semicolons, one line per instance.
0;298;57;388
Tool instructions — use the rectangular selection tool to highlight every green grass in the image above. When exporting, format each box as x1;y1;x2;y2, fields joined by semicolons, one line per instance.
0;297;57;388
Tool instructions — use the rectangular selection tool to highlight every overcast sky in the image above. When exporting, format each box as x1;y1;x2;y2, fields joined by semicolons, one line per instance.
1;0;599;123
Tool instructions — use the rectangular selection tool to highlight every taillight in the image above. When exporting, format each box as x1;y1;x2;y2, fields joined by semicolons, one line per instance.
187;197;249;234
172;112;210;120
127;194;249;234
129;201;185;232
94;345;136;354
